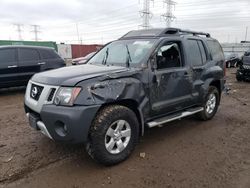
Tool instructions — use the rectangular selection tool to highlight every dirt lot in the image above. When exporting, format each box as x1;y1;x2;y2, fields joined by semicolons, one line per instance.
0;69;250;188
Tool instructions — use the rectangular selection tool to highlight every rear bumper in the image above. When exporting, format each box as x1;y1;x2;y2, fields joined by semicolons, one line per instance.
25;104;100;144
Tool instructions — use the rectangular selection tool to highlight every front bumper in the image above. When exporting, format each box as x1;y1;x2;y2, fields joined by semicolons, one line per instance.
237;67;250;81
25;104;100;144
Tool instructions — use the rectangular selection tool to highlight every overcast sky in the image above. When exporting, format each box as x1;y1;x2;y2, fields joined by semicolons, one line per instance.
0;0;249;44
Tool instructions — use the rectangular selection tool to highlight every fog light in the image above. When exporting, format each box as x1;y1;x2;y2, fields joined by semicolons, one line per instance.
55;121;67;137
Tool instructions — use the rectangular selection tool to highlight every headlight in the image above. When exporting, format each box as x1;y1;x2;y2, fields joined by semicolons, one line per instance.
54;87;81;106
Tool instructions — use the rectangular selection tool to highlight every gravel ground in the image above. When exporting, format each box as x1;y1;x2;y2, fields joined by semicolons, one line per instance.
0;68;250;188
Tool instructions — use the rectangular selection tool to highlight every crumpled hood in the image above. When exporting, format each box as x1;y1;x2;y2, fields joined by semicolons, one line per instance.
31;64;128;86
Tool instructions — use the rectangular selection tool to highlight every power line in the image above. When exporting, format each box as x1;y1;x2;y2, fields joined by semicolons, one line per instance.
13;24;23;40
31;25;41;41
139;0;154;29
245;27;248;41
161;0;176;27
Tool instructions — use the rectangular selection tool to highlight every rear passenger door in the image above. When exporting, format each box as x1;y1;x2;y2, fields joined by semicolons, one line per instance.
18;48;41;82
0;48;19;86
185;39;209;103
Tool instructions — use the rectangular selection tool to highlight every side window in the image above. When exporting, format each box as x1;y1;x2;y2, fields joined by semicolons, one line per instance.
0;49;16;63
186;40;203;66
197;41;207;64
156;42;182;69
40;49;59;59
207;40;224;61
244;51;250;56
19;49;40;61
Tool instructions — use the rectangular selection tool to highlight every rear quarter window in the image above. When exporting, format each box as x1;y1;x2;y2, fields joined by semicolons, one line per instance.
40;49;60;59
207;40;224;61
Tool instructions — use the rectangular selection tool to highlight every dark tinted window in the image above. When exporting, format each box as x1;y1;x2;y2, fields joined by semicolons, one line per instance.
156;42;182;69
40;49;59;59
0;49;16;63
197;41;207;64
207;40;224;61
187;40;203;66
19;49;40;61
244;51;250;56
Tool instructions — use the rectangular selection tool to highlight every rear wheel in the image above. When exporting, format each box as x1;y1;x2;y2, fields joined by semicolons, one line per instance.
86;105;139;166
197;86;220;120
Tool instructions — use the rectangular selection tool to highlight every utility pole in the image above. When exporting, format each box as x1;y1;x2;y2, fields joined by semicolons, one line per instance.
245;26;248;42
76;23;80;44
31;25;41;41
14;24;23;40
139;0;154;29
161;0;176;27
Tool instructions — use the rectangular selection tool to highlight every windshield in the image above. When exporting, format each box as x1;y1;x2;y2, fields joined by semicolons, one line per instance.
88;39;156;67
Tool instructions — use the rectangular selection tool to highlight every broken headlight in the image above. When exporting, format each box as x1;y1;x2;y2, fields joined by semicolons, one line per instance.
54;87;81;106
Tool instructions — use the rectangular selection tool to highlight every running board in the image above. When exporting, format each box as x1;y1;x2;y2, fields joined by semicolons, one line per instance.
147;107;204;128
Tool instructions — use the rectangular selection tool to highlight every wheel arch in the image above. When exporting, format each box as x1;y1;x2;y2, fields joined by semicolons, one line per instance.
98;99;144;137
209;79;222;104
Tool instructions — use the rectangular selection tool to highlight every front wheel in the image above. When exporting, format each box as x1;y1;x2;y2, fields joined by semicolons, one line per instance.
86;105;139;166
197;86;220;120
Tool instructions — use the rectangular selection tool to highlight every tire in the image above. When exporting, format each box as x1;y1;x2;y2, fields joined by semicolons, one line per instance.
197;86;220;121
86;105;139;166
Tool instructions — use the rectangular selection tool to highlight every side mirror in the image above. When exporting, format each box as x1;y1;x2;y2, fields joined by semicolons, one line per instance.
149;56;157;70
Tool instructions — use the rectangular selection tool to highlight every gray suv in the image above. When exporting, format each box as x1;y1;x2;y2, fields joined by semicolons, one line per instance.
0;45;65;88
24;28;225;165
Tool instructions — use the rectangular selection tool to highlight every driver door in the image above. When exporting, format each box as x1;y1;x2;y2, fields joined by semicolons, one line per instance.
149;40;194;117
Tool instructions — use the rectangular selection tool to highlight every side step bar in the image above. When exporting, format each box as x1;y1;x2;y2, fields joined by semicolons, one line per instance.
147;107;204;128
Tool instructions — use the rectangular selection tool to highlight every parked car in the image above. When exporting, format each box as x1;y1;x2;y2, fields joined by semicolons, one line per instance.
72;52;96;65
0;45;65;88
236;50;250;81
24;28;225;165
224;52;242;68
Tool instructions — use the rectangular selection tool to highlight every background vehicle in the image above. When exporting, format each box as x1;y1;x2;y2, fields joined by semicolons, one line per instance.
24;28;225;165
236;50;250;81
224;52;242;68
72;52;96;65
0;45;65;88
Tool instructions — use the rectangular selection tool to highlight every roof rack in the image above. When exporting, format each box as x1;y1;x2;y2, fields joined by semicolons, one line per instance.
120;27;211;39
163;28;211;37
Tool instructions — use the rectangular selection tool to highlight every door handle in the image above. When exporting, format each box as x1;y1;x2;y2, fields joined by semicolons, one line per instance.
8;65;17;68
38;62;46;65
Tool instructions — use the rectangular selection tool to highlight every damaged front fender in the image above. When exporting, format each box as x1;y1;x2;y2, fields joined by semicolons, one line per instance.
74;69;149;107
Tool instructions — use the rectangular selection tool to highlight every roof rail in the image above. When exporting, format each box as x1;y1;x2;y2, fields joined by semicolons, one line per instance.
161;28;211;37
119;28;211;39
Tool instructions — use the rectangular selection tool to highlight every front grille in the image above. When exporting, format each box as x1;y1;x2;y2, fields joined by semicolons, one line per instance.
47;88;56;102
243;65;250;69
30;84;44;101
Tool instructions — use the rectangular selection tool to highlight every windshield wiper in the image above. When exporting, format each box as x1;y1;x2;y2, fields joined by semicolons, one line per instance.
125;44;132;68
102;48;109;65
